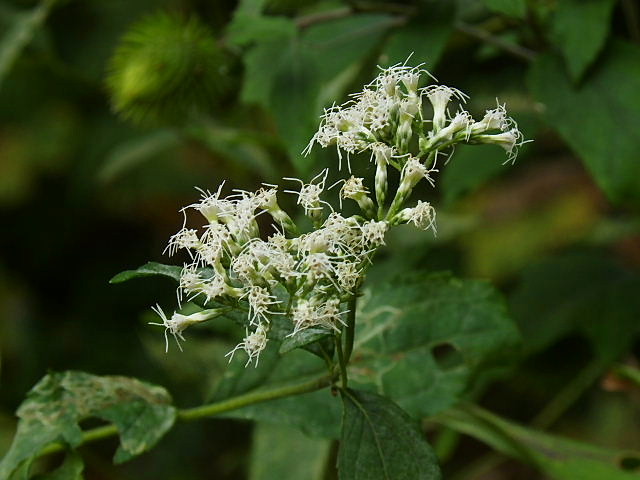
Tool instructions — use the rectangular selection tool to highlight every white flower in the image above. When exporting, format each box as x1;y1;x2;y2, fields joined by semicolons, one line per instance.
399;200;437;233
284;169;331;216
400;156;437;189
226;324;269;367
150;305;223;352
475;127;524;163
191;183;230;223
289;297;348;335
424;85;468;131
166;228;200;257
242;285;281;326
359;220;388;248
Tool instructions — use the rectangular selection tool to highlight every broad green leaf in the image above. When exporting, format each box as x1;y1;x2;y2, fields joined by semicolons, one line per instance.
483;0;526;18
249;423;331;480
239;14;393;172
551;0;616;81
99;130;182;182
227;7;295;46
269;44;320;169
0;0;55;89
212;347;341;438
338;389;441;480
527;42;640;203
34;452;84;480
437;403;640;480
302;14;394;85
510;251;640;360
0;371;176;479
381;1;455;68
352;273;520;417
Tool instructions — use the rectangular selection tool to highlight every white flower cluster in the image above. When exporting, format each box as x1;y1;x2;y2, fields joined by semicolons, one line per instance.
306;63;524;165
152;63;523;366
154;177;393;366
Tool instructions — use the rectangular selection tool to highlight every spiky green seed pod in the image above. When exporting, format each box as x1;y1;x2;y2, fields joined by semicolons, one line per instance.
106;12;235;125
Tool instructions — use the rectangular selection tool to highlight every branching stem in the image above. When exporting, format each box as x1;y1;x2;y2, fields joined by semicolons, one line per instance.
38;374;332;458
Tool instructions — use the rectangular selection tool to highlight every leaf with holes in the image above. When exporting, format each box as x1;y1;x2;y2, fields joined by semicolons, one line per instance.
0;371;176;479
351;272;520;417
338;389;441;480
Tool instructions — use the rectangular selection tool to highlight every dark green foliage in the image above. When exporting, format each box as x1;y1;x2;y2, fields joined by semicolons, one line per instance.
2;0;640;479
353;273;521;416
106;12;235;125
528;41;640;203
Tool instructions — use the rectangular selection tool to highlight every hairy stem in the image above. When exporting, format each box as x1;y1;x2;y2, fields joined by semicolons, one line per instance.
39;374;332;458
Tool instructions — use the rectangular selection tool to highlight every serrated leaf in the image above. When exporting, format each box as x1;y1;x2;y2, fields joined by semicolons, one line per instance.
338;389;441;480
551;0;616;81
483;0;526;18
0;0;55;89
352;272;520;417
0;371;176;479
437;403;640;480
250;423;331;480
528;42;640;203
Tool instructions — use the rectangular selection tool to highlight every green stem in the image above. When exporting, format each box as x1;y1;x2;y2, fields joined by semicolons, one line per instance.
38;374;332;458
343;295;357;362
335;334;349;389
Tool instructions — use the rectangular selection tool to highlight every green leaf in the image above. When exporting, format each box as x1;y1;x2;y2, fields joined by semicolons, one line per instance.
228;13;295;46
109;261;182;284
437;403;640;480
0;371;176;479
353;272;520;417
528;42;640;203
250;423;331;480
212;347;341;438
381;1;455;68
510;251;640;359
0;0;55;89
99;130;182;182
483;0;527;18
441;143;508;206
338;389;441;480
239;13;394;172
34;452;84;480
551;0;617;81
279;327;331;354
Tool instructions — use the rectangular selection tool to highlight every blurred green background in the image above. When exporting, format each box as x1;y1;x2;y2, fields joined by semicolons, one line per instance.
1;0;639;478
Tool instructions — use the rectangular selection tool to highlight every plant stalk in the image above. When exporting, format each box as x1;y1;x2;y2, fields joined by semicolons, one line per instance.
38;374;332;458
